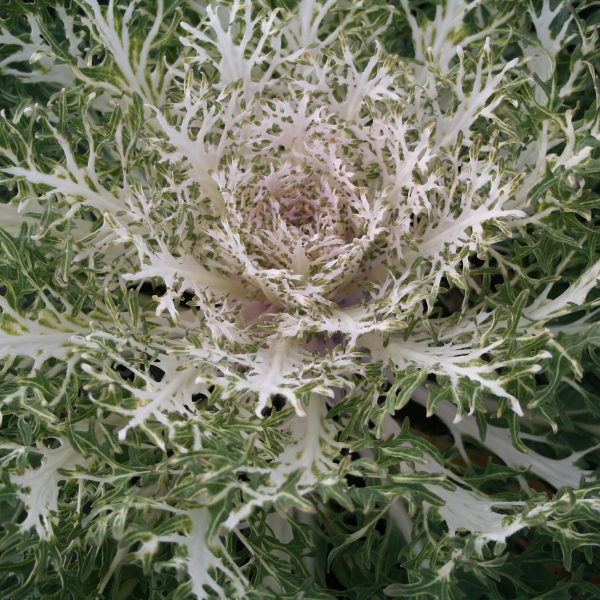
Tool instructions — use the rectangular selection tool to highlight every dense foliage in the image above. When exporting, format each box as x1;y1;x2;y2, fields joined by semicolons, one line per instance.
2;0;600;598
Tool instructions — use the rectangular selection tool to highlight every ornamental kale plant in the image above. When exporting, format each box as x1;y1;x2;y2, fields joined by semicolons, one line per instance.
2;0;600;598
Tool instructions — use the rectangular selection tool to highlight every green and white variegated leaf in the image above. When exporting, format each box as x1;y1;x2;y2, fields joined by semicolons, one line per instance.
1;1;600;599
